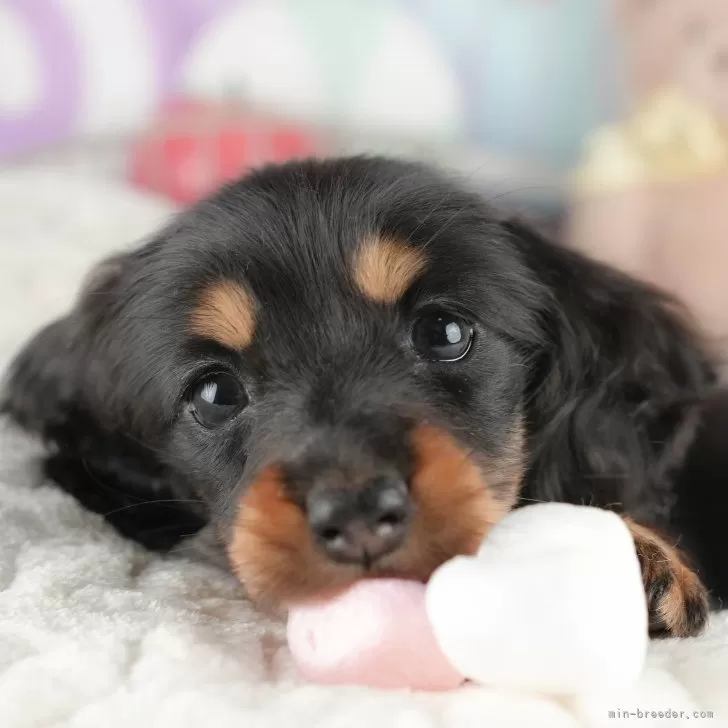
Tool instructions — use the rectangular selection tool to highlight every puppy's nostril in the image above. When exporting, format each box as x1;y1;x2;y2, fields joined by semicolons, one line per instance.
319;527;344;543
372;481;409;530
376;509;407;528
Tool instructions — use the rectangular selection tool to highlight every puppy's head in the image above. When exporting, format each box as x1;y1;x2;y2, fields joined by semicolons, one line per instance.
3;157;712;608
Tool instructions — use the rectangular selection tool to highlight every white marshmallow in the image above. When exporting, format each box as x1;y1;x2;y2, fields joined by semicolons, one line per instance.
425;503;648;696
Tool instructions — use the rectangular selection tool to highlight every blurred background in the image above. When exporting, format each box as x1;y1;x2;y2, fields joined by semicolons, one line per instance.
1;0;727;357
0;0;626;212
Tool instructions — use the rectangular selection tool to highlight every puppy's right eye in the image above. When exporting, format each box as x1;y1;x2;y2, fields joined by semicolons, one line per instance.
412;310;474;362
188;372;247;428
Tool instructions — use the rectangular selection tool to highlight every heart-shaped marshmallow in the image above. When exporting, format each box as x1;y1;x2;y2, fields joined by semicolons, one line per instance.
426;503;648;696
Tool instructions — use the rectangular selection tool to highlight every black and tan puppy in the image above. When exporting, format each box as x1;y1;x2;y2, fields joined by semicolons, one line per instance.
3;157;726;637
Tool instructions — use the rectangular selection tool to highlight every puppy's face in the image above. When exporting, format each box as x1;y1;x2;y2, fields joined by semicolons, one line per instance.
198;241;527;606
14;159;550;608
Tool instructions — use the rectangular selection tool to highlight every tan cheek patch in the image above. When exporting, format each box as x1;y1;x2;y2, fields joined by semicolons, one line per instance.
227;467;354;609
353;237;427;303
389;425;522;575
190;281;256;349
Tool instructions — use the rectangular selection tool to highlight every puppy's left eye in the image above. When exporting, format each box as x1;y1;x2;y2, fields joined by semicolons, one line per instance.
189;372;247;427
412;311;474;362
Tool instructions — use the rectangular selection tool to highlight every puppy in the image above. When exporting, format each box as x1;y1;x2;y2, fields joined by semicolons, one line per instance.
3;157;726;638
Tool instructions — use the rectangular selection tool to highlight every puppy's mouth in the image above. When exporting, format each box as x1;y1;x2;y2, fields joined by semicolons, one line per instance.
226;425;524;609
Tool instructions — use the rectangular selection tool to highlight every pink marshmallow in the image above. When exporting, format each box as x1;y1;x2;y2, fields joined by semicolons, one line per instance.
286;579;464;691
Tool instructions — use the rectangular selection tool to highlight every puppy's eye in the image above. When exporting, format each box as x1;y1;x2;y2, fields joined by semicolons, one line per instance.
412;311;474;362
189;372;247;427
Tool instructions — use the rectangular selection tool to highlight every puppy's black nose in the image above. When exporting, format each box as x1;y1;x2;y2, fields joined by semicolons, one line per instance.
307;476;410;566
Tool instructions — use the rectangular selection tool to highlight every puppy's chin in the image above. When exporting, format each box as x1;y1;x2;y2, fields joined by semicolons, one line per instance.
226;425;524;610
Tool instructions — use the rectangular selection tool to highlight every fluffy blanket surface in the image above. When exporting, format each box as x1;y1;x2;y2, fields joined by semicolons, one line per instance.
0;168;726;728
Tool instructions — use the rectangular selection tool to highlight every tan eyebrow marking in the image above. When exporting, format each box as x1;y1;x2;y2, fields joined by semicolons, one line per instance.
189;281;256;349
353;236;427;304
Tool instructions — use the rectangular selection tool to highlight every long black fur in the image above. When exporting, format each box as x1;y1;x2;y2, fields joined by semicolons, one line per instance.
1;156;725;604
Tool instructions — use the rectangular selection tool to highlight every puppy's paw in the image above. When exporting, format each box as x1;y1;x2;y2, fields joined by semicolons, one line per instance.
625;518;709;638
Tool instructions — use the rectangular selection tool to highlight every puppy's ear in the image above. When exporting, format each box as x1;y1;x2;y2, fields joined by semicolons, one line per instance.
1;250;132;443
2;315;80;438
505;219;716;524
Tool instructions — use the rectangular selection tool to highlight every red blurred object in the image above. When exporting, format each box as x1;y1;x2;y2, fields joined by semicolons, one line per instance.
128;98;322;204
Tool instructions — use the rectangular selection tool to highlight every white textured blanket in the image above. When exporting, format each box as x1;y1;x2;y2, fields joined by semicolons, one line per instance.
0;168;726;728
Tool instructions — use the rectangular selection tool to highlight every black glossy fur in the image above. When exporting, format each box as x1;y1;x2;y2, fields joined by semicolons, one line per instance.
2;157;726;607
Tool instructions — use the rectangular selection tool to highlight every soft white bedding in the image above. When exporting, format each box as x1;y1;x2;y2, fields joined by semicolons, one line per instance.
0;168;726;728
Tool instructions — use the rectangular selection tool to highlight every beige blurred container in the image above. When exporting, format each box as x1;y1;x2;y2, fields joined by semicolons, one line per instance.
568;0;728;350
